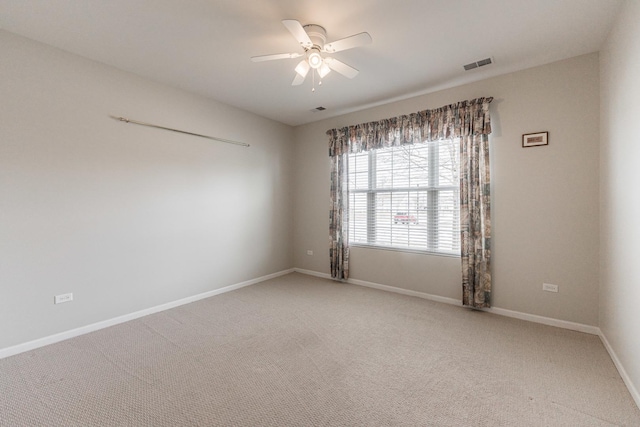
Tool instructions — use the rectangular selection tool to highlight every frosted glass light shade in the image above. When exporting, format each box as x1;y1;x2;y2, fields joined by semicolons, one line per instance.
318;62;331;78
295;60;310;77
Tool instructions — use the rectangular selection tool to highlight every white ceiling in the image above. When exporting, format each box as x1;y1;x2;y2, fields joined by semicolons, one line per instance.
0;0;622;126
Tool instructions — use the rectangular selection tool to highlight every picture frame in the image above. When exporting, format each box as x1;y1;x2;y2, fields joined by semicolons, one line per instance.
522;131;548;147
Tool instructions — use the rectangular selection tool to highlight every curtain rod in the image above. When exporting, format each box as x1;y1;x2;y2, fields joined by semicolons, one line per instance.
110;115;250;147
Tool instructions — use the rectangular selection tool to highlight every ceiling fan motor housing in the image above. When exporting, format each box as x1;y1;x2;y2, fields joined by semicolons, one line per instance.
303;24;327;49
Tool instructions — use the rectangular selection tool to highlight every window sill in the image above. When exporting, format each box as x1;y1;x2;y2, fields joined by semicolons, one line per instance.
350;243;460;258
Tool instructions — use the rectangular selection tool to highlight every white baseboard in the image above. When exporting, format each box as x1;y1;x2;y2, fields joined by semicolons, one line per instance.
293;268;460;304
0;269;294;360
483;306;600;335
293;268;332;280
293;268;599;335
598;330;640;409
347;276;462;306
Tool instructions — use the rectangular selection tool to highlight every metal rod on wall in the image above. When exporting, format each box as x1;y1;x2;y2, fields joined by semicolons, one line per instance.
110;115;250;147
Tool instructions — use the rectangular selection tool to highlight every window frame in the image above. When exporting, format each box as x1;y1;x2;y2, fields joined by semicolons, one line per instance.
348;139;460;257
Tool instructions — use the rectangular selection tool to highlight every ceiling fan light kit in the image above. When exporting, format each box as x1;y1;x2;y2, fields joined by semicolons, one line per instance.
307;49;323;68
251;19;372;91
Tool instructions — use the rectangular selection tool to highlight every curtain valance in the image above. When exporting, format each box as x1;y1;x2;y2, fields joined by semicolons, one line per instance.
327;97;493;157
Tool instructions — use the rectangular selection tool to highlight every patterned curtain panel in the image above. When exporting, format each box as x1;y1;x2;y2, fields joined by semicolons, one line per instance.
327;97;493;300
329;152;349;280
460;133;492;307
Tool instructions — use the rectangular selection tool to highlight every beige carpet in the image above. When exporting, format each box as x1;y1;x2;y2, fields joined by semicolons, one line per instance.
1;272;638;426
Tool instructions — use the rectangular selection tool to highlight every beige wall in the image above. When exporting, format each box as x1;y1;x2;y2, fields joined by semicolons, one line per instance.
293;53;600;325
0;31;294;350
600;0;640;404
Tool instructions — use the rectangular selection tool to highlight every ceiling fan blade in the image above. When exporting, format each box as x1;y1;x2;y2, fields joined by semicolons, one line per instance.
282;19;313;49
322;32;372;53
325;57;359;79
251;52;303;62
292;72;307;86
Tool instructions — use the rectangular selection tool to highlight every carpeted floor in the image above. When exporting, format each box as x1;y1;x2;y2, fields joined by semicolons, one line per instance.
1;272;639;426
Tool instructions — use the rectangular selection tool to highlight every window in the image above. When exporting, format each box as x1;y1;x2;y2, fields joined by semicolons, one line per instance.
348;139;460;255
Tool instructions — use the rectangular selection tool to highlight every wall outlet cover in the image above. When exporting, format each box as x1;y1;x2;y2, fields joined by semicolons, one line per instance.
54;293;74;304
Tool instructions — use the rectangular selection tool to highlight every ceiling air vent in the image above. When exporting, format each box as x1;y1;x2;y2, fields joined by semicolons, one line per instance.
463;57;493;71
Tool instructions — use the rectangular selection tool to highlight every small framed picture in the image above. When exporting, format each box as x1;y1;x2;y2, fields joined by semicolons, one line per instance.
522;131;548;147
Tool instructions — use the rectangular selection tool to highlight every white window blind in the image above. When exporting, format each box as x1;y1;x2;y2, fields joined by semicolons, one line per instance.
348;139;460;255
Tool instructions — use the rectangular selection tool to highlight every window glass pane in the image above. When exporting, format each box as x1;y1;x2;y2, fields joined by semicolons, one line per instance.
409;145;429;188
349;192;368;243
374;192;393;245
375;167;393;189
349;152;369;190
435;189;459;253
375;149;393;189
390;147;410;188
438;138;459;186
390;191;409;218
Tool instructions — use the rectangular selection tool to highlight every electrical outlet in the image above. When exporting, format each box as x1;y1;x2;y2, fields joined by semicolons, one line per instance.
54;293;73;304
306;250;313;256
542;283;558;293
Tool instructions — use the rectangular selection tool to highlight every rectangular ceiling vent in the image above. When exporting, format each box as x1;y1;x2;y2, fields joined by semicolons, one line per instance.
463;57;493;71
311;106;326;112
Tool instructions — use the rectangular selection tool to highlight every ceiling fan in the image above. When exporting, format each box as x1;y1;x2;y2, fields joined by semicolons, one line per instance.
251;19;372;89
